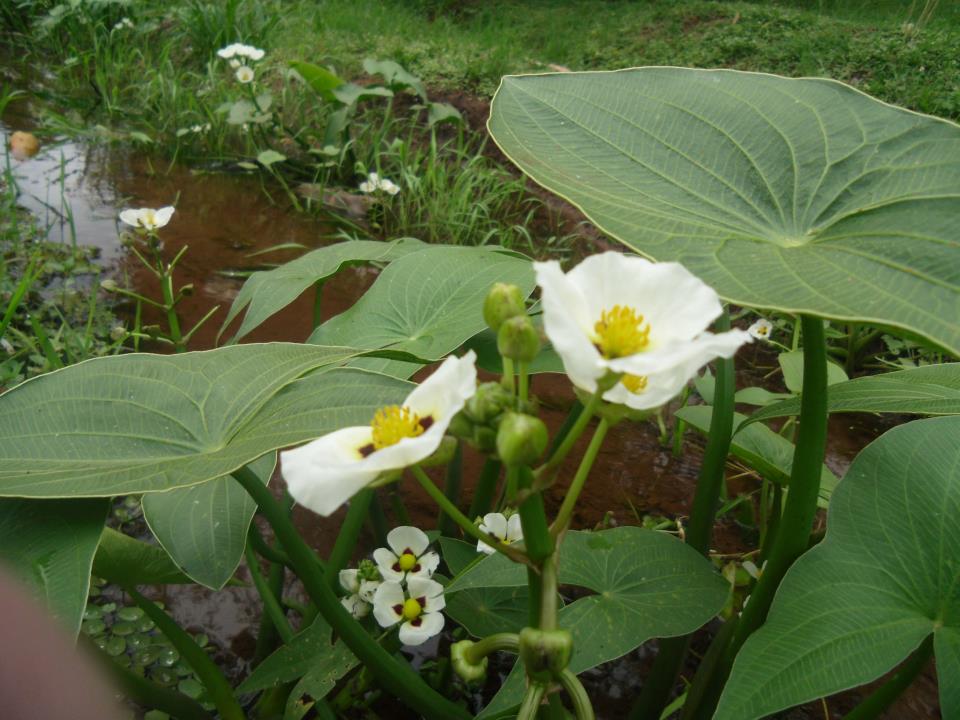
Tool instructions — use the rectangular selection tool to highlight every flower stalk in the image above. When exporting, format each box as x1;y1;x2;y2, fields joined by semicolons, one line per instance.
550;417;609;538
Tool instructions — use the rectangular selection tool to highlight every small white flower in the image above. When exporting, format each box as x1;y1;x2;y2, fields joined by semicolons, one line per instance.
235;66;255;84
374;526;440;583
113;17;134;30
476;513;523;555
535;252;750;411
218;43;265;61
373;577;445;646
229;58;242;69
747;319;773;341
380;178;400;196
217;43;242;59
338;568;379;618
281;352;477;516
119;206;175;231
358;172;400;195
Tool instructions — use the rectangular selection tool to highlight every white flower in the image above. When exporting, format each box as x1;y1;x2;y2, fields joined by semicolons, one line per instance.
374;526;440;583
358;172;400;195
747;319;773;342
535;252;750;411
476;513;523;555
113;17;134;30
229;58;242;69
281;352;477;516
119;206;175;231
338;568;380;618
217;43;265;62
235;66;255;84
380;178;400;196
372;577;445;646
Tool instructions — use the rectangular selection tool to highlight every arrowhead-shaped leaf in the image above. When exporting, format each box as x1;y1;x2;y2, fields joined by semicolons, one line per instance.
488;68;960;354
92;527;192;585
716;416;960;719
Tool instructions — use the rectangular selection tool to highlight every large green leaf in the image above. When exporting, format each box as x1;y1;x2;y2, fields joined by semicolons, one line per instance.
448;527;727;717
0;345;409;498
92;527;192;585
488;68;960;354
446;586;530;638
676;405;837;507
220;238;424;342
309;246;535;369
289;61;345;103
0;498;106;636
141;453;275;590
744;362;960;427
716;416;960;719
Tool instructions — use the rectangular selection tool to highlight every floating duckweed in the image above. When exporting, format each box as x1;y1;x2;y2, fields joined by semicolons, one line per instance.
178;678;204;699
82;618;106;635
118;606;144;622
105;636;126;656
158;648;180;667
112;621;136;636
126;633;149;651
151;667;177;687
136;617;156;632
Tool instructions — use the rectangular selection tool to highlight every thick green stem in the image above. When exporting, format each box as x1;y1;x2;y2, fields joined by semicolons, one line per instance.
550;418;609;537
630;310;736;720
539;552;559;631
253;552;287;665
125;587;244;720
843;635;934;720
517;466;554;565
517;682;547;720
438;442;463;537
468;458;502;519
559;668;596;720
688;315;828;720
503;356;516;395
463;633;520;664
518;361;530;405
231;466;471;720
326;489;373;590
159;271;183;351
248;525;292;568
245;538;293;643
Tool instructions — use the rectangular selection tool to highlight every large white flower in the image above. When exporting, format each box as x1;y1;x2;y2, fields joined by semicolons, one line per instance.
119;206;175;231
476;512;523;555
281;352;477;516
535;252;750;411
374;526;440;583
372;577;445;646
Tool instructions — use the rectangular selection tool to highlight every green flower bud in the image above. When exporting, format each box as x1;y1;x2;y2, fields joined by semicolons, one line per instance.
100;279;119;292
483;283;526;332
472;425;498;453
446;412;474;440
450;640;488;684
357;558;381;582
518;627;573;682
420;435;457;467
497;315;541;363
496;412;548;467
464;382;513;424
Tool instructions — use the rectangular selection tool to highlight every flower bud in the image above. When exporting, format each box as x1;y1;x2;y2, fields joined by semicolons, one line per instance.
100;279;118;292
419;435;457;467
497;315;541;363
472;425;497;453
357;558;381;582
446;412;474;440
496;412;548;467
450;640;488;684
483;283;526;332
518;627;573;682
464;381;513;424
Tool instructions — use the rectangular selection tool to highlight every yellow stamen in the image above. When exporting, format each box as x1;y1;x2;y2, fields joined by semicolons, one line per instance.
398;552;417;571
593;305;650;359
621;374;648;394
371;405;424;450
402;598;422;621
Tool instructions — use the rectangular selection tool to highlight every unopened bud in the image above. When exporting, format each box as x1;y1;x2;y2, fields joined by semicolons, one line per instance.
419;435;457;467
451;640;488;683
483;283;526;332
464;382;513;424
497;315;540;363
496;412;548;467
472;425;497;453
518;627;573;682
100;279;118;292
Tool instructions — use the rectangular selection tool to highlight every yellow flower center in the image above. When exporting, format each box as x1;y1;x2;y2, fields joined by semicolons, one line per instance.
142;210;157;228
621;374;648;394
371;405;425;450
593;305;650;359
398;552;417;571
402;598;423;621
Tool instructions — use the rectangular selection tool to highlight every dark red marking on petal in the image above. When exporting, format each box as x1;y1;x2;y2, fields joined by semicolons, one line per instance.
411;618;422;627
392;563;401;572
359;443;376;457
412;564;421;573
419;416;434;431
392;604;403;615
416;596;426;608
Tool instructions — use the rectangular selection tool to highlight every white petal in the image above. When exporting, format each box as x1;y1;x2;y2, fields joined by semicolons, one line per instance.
399;612;444;646
387;526;430;557
154;206;175;228
341;594;369;619
478;513;508;541
409;550;439;579
403;351;477;426
358;580;380;604
534;260;606;392
217;45;237;58
608;329;750;378
119;209;142;227
228;58;241;69
280;426;380;516
247;47;265;61
476;539;495;555
506;514;524;543
407;577;445;613
359;181;374;193
373;548;403;583
338;569;359;594
372;581;405;628
367;172;380;183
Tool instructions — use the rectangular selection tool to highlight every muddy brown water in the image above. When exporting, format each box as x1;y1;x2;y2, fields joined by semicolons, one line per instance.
2;98;938;718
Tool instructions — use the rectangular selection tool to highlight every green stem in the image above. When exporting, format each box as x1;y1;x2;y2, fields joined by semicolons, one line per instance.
368;491;389;545
503;356;516;395
518;360;530;405
326;489;373;590
844;636;934;720
124;587;244;720
248;525;292;568
550;418;609;537
539;552;559;631
559;668;596;720
159;271;184;350
517;466;554;564
468;459;502;518
412;466;528;565
630;310;735;720
231;466;471;720
463;633;520;664
437;441;463;537
517;682;547;720
253;552;287;665
535;392;602;484
245;538;294;643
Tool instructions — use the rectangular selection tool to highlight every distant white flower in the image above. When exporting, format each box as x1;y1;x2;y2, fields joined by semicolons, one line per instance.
281;352;477;516
747;319;774;342
373;577;445;646
338;568;380;618
217;43;265;62
359;172;400;195
374;526;440;583
113;17;134;30
477;513;523;555
535;252;750;411
235;66;255;84
119;206;175;231
1;338;13;355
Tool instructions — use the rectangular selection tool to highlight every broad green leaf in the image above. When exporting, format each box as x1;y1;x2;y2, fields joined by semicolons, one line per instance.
257;149;287;167
237;615;357;694
427;102;463;128
477;526;727;716
777;349;848;394
331;83;393;106
733;386;792;406
0;345;409;497
220;238;424;342
439;536;483;576
308;246;535;363
488;68;960;355
141;453;275;590
0;498;106;635
445;586;529;638
716;416;960;719
289;61;344;103
677;405;837;507
362;58;426;99
744;362;960;427
92;527;192;585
